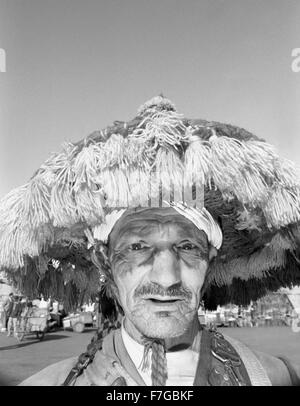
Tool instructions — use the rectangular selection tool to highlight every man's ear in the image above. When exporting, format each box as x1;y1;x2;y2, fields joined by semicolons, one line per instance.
208;246;217;262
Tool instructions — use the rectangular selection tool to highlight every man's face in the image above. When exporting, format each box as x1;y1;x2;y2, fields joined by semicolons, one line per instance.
108;208;211;340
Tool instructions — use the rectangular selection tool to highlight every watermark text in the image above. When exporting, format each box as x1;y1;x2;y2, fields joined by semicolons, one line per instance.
291;48;300;73
0;48;6;72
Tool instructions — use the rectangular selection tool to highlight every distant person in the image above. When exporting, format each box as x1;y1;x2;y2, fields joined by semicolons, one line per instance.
250;304;258;327
38;295;50;310
49;301;64;328
3;292;14;330
19;300;33;333
58;304;67;318
7;296;23;338
0;302;4;331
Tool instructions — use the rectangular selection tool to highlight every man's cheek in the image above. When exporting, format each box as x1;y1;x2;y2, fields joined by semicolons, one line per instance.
180;252;208;268
182;267;205;287
185;279;205;305
112;258;133;275
112;251;151;275
114;282;129;310
114;276;135;308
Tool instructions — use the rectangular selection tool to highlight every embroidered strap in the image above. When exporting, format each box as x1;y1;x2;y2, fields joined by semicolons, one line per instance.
193;329;212;386
194;328;252;386
223;334;272;386
209;330;251;386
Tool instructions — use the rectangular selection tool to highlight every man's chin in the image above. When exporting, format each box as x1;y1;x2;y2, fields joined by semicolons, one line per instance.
132;313;192;340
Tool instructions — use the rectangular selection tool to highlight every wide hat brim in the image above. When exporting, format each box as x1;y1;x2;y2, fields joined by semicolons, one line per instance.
1;96;300;310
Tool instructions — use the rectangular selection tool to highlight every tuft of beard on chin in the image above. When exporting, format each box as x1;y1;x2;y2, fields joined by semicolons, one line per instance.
129;304;197;339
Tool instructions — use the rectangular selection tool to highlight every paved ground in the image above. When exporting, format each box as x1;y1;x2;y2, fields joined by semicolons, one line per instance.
0;325;299;386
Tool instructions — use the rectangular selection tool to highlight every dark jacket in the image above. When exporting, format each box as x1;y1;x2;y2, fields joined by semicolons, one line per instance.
10;302;23;318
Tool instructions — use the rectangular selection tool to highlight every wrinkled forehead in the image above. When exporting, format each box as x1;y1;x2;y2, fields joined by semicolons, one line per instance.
108;207;207;247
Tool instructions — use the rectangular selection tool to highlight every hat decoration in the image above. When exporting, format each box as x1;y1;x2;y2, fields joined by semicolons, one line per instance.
0;95;299;309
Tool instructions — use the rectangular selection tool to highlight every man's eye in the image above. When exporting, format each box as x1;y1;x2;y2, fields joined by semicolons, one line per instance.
178;243;197;251
130;243;146;251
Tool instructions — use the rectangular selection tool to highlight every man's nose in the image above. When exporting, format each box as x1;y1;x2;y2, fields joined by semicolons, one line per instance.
149;248;181;288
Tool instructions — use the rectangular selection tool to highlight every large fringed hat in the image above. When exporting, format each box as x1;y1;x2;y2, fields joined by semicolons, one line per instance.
1;95;300;310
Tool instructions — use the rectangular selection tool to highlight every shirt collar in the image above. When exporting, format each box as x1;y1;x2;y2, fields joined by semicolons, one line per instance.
121;319;151;371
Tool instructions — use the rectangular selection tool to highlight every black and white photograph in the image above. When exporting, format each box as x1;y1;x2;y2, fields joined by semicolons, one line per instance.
0;0;300;389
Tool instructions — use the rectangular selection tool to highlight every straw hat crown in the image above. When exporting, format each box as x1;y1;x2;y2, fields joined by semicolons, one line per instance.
0;96;299;308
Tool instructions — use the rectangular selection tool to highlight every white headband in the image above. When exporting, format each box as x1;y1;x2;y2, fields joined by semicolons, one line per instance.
166;202;223;250
91;204;223;250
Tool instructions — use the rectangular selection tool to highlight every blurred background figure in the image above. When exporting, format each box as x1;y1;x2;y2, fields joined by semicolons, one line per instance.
7;296;22;338
37;295;50;310
18;299;33;333
2;292;14;331
250;303;258;327
49;300;60;329
49;300;66;329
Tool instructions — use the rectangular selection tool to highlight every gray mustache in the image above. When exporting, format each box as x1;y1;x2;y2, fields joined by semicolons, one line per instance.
134;283;192;300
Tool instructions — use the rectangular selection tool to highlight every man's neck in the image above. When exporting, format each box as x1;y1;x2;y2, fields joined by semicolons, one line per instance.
123;316;201;352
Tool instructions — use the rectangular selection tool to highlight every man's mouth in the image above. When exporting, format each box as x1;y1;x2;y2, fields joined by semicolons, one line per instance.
148;298;179;303
143;296;184;305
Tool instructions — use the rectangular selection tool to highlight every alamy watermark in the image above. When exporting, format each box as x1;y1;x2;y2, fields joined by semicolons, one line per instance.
0;48;6;72
291;48;300;73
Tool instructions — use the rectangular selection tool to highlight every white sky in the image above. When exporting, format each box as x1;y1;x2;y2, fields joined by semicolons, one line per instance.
0;0;300;198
